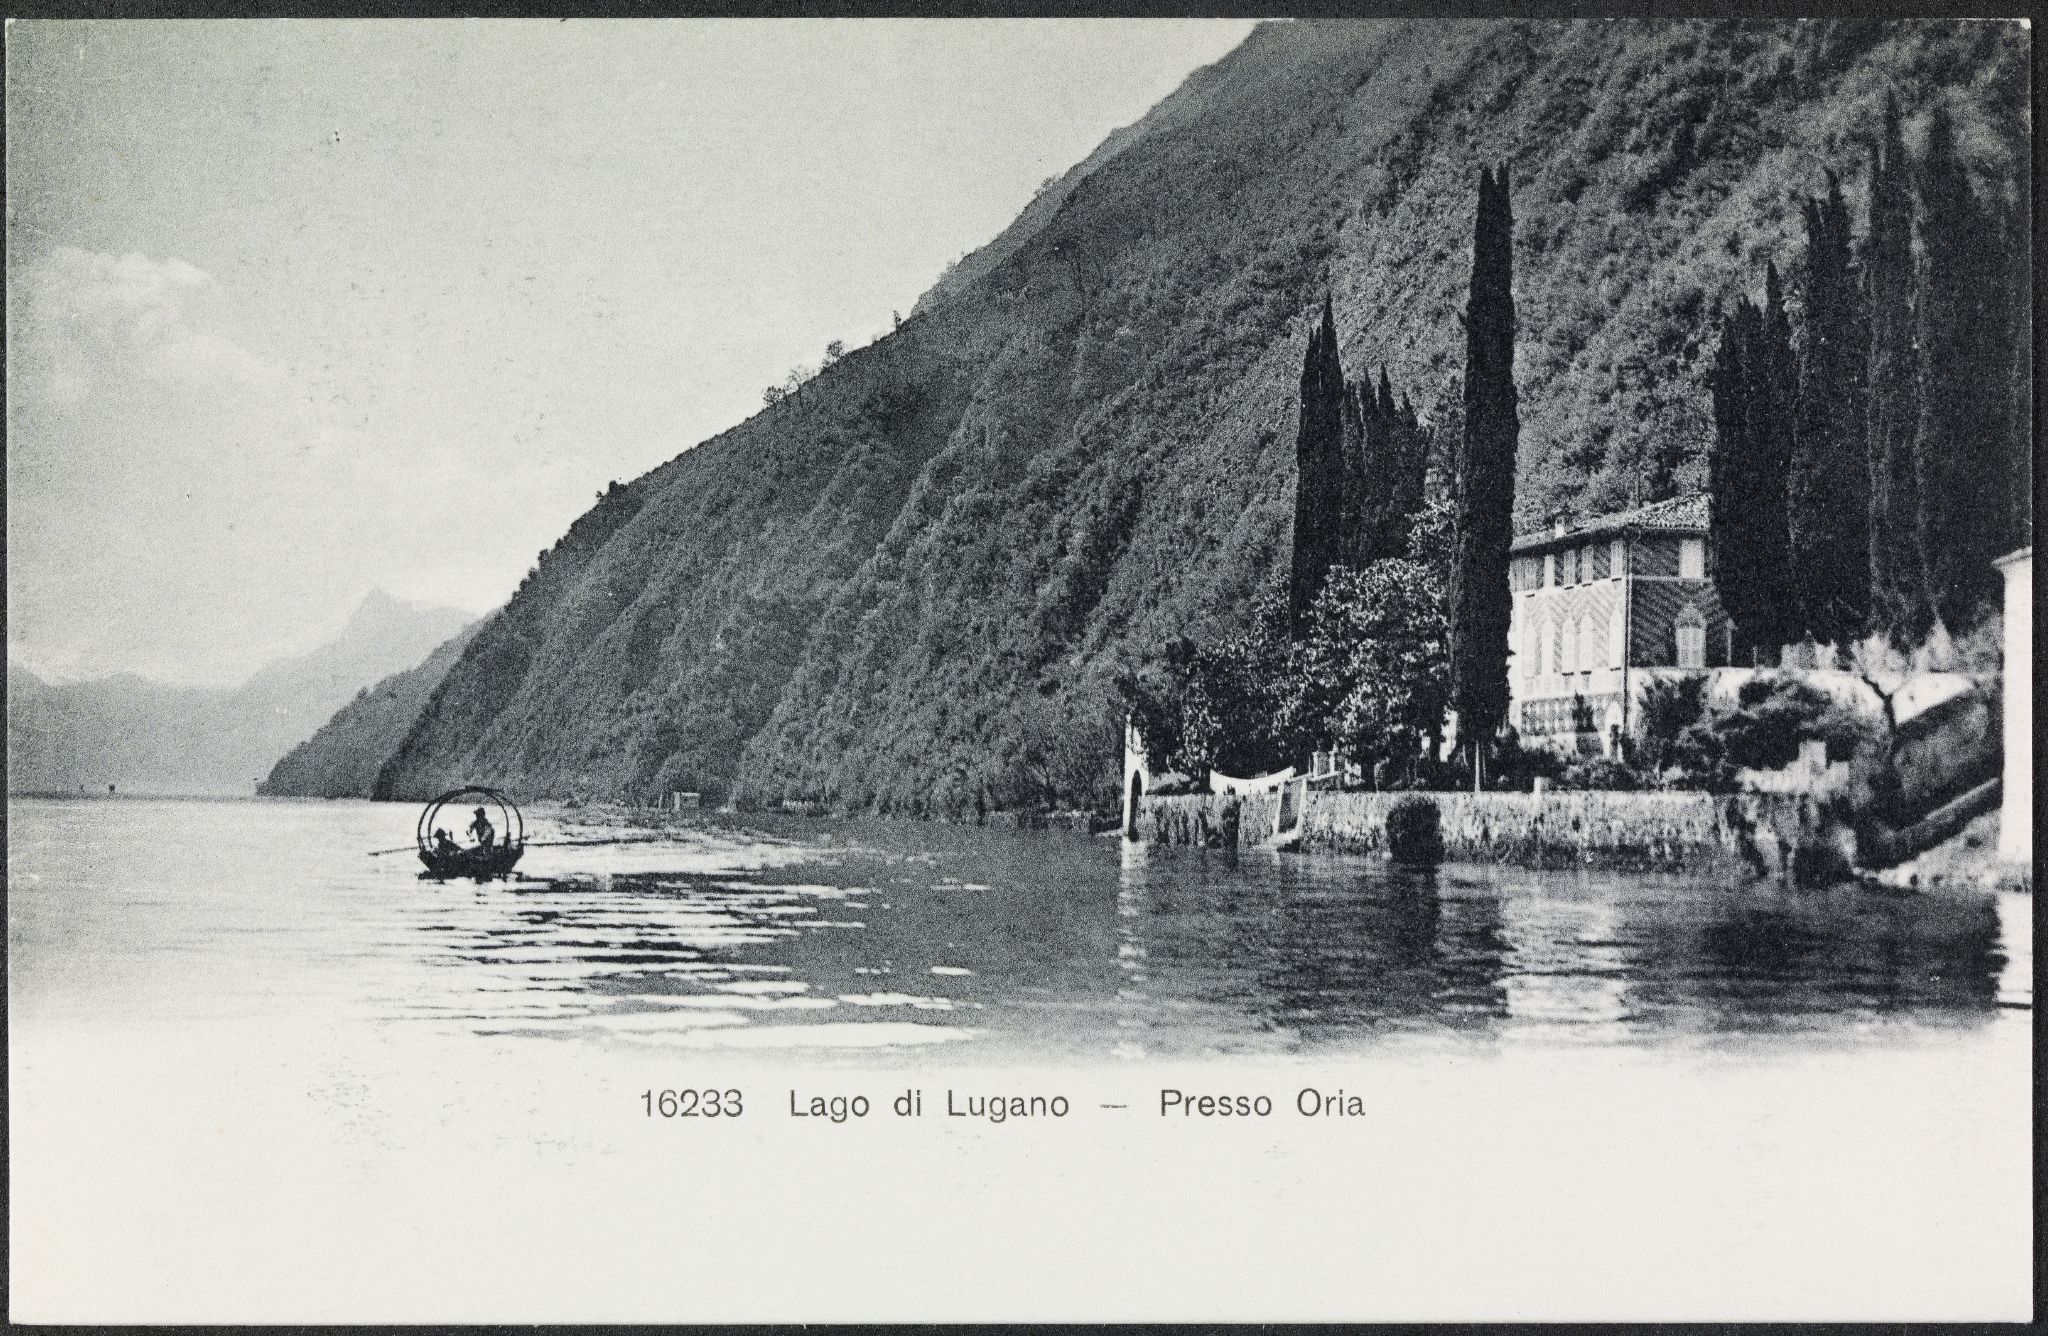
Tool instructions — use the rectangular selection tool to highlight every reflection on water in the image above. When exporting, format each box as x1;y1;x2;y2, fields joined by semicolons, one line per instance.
7;797;2028;1062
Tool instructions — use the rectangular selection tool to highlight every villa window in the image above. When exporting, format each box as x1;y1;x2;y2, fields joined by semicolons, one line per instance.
1610;537;1626;578
1675;604;1706;669
1608;602;1626;669
1561;618;1579;676
1679;537;1706;580
1561;546;1578;586
1544;553;1556;588
1526;615;1544;680
1551;620;1564;677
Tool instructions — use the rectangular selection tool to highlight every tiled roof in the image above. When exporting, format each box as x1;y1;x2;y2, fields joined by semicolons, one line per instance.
1511;493;1709;554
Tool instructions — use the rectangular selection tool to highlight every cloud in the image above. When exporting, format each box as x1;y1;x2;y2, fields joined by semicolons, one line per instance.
14;246;283;405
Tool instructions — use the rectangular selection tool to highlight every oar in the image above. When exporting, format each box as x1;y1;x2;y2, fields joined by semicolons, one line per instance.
365;833;680;857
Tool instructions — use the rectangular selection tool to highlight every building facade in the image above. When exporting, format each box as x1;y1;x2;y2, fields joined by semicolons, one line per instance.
1506;494;1735;757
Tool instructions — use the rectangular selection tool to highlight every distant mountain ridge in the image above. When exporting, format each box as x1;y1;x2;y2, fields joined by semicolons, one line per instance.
349;19;2022;813
8;591;473;796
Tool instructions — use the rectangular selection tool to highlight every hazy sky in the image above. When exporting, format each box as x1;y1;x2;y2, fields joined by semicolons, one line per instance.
6;17;1258;686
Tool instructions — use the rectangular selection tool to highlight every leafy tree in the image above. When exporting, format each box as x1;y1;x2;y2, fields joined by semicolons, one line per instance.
1407;489;1457;585
1144;493;1457;782
1290;296;1349;632
1289;556;1450;778
1161;580;1297;778
1113;652;1189;775
1865;93;1929;647
1787;171;1871;646
1913;101;2019;633
1448;164;1519;772
762;362;817;406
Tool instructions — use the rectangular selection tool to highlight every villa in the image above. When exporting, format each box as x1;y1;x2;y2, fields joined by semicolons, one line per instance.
1507;494;1735;757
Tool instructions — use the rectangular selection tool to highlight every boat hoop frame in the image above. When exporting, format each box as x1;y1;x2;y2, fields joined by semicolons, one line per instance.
416;785;526;853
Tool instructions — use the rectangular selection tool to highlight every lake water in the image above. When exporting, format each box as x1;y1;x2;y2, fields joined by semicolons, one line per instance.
11;795;2034;1322
9;795;2030;1063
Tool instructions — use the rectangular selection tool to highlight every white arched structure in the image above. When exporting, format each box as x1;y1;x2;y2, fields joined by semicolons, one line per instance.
1122;716;1151;840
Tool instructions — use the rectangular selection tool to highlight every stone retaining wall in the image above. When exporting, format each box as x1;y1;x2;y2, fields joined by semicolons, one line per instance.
1136;789;1850;883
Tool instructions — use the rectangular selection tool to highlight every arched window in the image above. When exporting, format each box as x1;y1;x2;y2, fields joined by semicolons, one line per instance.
1550;619;1564;677
1562;618;1579;676
1607;601;1626;669
1525;613;1544;680
1675;604;1706;669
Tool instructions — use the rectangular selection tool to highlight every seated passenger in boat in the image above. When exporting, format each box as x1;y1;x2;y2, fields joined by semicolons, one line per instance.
432;828;460;857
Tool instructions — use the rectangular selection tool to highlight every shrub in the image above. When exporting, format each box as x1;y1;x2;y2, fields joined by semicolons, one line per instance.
1386;794;1444;866
1713;673;1834;771
1665;718;1737;791
1555;755;1645;790
1492;735;1567;790
1389;753;1468;791
1632;672;1711;772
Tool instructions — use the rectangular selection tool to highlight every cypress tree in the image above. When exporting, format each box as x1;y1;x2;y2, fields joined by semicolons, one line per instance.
1707;300;1747;630
1337;376;1372;568
1350;366;1429;568
1710;275;1798;662
1787;171;1871;647
1448;164;1518;766
1384;373;1428;564
1865;94;1929;648
1751;263;1800;649
1290;296;1348;633
1355;368;1390;566
1913;102;2014;633
1708;298;1759;656
1396;392;1435;553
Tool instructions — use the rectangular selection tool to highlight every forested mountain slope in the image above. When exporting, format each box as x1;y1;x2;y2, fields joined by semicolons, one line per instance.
375;18;2028;813
260;619;480;799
